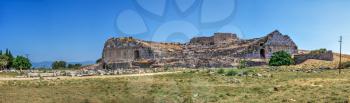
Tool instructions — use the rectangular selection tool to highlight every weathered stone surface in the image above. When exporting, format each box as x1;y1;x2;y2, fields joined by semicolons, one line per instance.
99;30;299;69
294;50;333;64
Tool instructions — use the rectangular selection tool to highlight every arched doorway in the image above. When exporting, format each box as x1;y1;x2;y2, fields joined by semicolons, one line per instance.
134;50;140;59
260;49;266;58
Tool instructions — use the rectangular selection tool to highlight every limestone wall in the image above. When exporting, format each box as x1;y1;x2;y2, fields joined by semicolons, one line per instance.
189;37;214;45
213;33;238;45
243;30;298;59
100;30;299;69
294;51;333;64
102;38;155;63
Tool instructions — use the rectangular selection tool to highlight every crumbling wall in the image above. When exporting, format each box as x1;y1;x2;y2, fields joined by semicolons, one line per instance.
213;33;238;45
100;30;299;69
264;31;298;56
244;30;298;59
294;51;333;64
189;37;214;45
102;38;155;64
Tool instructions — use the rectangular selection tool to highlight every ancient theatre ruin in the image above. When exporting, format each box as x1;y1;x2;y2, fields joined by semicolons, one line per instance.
97;30;298;69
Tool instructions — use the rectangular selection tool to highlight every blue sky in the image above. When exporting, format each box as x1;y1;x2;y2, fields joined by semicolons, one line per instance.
0;0;349;62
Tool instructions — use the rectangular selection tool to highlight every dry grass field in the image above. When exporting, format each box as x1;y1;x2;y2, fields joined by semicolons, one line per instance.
1;68;350;103
1;54;350;103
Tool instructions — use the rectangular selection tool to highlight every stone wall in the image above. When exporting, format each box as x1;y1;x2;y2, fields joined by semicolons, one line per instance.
213;33;238;45
264;31;298;56
294;51;333;64
98;30;299;69
189;37;214;45
103;38;155;63
244;30;298;59
189;33;238;45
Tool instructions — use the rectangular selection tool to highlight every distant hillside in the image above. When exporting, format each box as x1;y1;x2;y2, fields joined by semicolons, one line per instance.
32;61;95;68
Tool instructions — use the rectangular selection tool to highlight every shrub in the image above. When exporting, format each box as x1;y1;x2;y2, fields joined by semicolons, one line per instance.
225;69;237;76
310;48;327;54
243;69;255;75
269;51;294;66
341;61;350;69
238;60;247;69
217;68;225;74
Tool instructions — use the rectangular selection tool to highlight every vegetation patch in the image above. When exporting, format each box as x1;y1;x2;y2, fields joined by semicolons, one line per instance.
269;51;294;66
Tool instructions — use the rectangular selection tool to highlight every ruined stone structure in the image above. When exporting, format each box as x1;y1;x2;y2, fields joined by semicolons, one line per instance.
99;30;298;69
294;50;333;64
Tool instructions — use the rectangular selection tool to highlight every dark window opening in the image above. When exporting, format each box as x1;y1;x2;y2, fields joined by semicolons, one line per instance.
260;49;266;58
209;42;215;45
134;50;140;59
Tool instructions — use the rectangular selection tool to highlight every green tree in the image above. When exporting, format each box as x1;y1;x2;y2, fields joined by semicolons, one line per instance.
67;63;82;69
67;64;74;68
96;58;102;64
12;56;32;70
4;49;14;69
52;61;67;69
0;55;9;70
269;51;294;66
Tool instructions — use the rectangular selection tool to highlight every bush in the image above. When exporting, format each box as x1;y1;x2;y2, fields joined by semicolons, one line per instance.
238;60;247;69
341;61;350;69
310;48;327;54
217;68;225;74
269;51;294;66
243;69;255;75
226;69;237;76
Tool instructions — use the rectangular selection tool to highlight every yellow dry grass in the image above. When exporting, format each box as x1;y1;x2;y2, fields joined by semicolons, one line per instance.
1;68;350;103
290;53;350;69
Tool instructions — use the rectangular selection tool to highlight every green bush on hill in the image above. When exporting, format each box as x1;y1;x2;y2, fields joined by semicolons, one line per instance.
217;68;225;74
238;60;247;69
310;48;327;54
341;61;350;69
269;51;294;66
225;69;237;76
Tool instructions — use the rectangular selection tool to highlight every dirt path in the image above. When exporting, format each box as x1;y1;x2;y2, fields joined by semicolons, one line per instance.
0;71;180;81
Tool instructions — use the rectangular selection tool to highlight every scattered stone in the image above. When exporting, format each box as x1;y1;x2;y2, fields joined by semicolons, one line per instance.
226;78;241;84
256;73;263;77
319;66;331;70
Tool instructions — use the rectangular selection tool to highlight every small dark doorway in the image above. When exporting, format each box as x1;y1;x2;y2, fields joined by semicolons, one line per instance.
260;49;266;58
134;50;140;59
